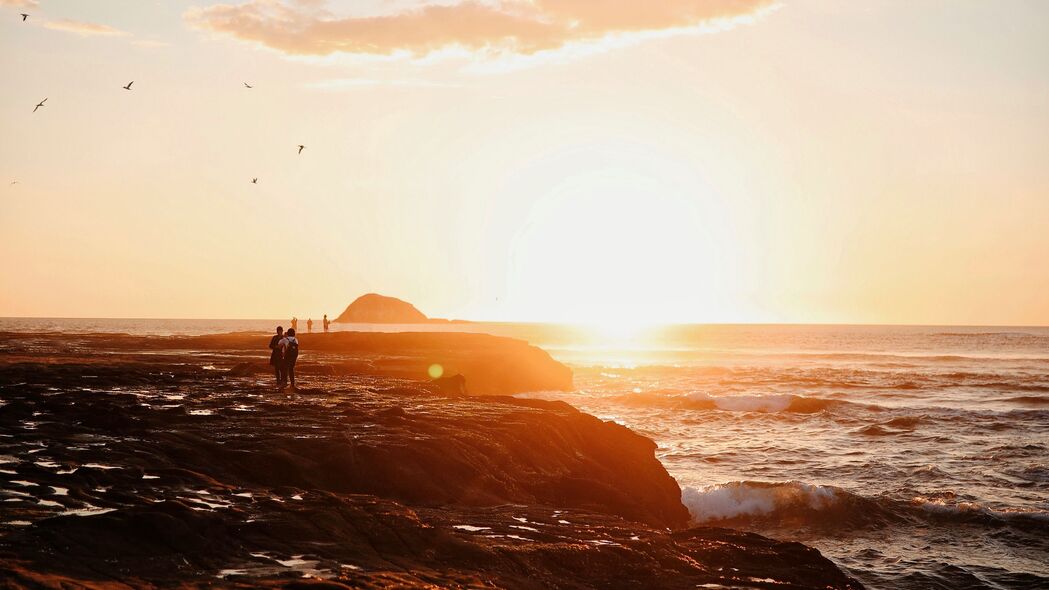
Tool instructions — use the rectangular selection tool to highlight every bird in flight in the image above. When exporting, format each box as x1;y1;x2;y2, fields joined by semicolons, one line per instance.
33;98;47;113
10;181;19;185
244;82;253;89
123;81;134;91
297;145;305;155
251;178;258;184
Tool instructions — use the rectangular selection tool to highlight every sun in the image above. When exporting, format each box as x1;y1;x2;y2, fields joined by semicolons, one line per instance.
503;165;736;326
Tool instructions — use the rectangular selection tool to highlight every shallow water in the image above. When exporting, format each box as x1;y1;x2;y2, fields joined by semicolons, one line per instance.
1;318;1047;588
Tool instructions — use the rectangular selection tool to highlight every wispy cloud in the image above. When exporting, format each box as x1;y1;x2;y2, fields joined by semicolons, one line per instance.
305;77;462;91
186;0;775;58
7;3;159;46
0;0;39;9
43;19;129;36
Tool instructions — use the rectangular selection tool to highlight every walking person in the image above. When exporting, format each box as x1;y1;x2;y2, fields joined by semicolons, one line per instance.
280;328;300;392
307;318;313;333
268;326;285;390
290;317;298;332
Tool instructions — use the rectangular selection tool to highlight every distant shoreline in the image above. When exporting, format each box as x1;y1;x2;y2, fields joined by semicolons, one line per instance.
1;317;1047;329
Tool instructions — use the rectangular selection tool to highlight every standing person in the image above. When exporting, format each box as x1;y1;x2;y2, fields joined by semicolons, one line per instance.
323;314;330;332
268;326;285;390
280;328;300;392
307;318;313;333
290;317;298;332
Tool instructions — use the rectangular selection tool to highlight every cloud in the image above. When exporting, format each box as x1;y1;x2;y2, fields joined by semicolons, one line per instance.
0;0;39;9
43;19;129;36
186;0;775;58
305;77;462;91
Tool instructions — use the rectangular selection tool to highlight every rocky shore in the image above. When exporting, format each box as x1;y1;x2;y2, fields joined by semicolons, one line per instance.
0;331;863;589
0;330;572;395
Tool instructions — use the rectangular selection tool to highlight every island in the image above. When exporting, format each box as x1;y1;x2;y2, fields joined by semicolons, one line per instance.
334;293;432;324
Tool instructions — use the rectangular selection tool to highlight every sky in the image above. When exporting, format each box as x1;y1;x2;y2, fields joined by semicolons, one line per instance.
1;0;1047;325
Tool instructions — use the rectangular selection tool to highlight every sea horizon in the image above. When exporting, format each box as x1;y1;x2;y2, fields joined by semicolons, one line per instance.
3;316;1047;329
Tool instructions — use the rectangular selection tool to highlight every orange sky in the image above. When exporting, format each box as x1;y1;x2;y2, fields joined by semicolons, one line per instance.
1;1;1047;325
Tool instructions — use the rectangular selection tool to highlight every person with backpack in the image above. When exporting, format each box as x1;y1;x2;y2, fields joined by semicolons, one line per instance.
279;328;300;392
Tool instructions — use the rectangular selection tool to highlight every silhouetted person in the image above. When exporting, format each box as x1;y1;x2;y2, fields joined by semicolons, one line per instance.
323;314;330;333
290;317;298;332
307;318;313;333
280;328;300;391
268;326;285;390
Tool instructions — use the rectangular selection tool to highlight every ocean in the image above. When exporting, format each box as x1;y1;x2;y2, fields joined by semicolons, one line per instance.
1;318;1046;589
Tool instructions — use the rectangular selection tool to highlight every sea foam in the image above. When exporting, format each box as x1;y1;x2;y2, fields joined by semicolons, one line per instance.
681;481;840;522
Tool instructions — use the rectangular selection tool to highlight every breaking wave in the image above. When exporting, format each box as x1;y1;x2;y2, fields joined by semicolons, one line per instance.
681;481;1049;533
615;392;860;414
681;481;893;527
910;496;1049;528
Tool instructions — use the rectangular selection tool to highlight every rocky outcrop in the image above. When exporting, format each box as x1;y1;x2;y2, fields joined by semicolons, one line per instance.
334;293;428;323
0;334;864;589
3;499;864;590
0;373;686;529
0;330;574;395
432;373;467;395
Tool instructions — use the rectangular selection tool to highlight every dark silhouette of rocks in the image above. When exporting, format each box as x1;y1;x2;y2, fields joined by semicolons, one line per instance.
334;293;430;324
3;330;571;395
433;373;467;396
0;332;863;589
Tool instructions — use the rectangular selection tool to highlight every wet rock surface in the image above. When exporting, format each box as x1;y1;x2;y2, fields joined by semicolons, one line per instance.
0;333;862;589
0;330;573;395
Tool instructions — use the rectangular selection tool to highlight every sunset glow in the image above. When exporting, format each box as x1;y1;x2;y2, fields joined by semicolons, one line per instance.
2;4;1048;588
2;1;1048;325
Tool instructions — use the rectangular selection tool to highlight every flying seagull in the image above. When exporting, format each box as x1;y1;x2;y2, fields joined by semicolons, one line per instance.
251;178;258;184
297;145;305;155
33;98;46;113
21;13;29;21
244;82;253;89
123;81;134;91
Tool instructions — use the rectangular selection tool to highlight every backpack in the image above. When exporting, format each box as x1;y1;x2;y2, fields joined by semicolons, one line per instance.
285;338;299;362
